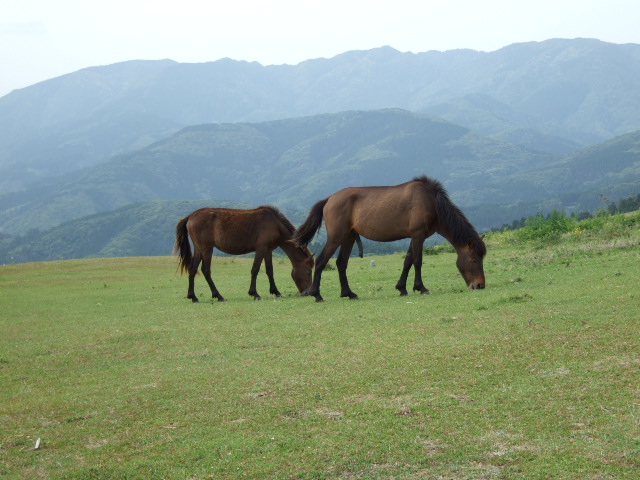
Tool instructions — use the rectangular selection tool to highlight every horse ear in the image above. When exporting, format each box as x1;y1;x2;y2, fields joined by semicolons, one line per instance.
480;234;485;240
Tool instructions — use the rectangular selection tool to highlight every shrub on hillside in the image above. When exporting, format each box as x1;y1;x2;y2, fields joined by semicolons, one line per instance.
578;209;640;236
515;210;576;242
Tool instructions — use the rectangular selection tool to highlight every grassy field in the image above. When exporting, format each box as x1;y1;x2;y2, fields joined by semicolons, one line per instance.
1;213;639;479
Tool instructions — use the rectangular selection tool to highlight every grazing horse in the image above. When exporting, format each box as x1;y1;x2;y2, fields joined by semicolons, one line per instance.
174;206;314;302
292;176;486;302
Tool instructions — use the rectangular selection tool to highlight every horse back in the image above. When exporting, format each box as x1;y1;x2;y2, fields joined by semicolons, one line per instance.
186;207;286;255
326;182;437;242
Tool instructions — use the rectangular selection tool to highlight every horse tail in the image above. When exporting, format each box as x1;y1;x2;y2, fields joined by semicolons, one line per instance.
173;216;192;274
292;198;328;247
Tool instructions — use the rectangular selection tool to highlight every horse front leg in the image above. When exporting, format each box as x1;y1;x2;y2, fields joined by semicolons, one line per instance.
248;253;265;300
201;255;225;302
411;237;430;295
264;252;282;297
336;237;358;299
395;243;414;296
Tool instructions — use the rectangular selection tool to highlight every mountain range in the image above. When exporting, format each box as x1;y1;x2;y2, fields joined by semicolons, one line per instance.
0;38;639;262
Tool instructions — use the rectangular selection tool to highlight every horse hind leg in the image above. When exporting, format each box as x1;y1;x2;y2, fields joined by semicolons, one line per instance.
187;252;202;302
336;236;358;299
354;233;363;258
309;238;342;302
248;253;265;300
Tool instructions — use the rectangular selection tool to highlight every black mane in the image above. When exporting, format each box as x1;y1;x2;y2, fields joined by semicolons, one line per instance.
413;176;486;256
259;205;296;234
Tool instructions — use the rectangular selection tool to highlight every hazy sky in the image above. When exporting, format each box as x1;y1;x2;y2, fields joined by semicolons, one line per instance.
2;0;639;97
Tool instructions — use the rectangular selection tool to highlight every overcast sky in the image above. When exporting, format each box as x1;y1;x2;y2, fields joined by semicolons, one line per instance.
2;0;639;97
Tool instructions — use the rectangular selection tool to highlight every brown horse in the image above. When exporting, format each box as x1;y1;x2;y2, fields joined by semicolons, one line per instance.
174;206;314;302
292;176;486;302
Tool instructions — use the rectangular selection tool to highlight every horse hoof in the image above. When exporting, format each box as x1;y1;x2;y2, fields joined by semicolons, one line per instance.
314;296;324;303
413;286;430;295
253;296;262;301
398;290;408;297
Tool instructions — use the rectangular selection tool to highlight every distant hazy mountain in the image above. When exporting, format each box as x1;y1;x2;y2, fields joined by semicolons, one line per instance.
0;109;560;235
2;107;639;239
422;94;583;155
489;129;640;204
2;39;640;194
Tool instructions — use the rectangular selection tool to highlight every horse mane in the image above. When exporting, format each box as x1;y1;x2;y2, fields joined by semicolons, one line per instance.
413;176;486;257
258;205;296;234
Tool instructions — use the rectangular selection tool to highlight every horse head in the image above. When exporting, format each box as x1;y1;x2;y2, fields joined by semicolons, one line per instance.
290;245;314;295
455;237;486;290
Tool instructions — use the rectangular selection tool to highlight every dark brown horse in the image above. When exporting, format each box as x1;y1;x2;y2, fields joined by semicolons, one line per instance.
292;176;486;302
174;206;314;302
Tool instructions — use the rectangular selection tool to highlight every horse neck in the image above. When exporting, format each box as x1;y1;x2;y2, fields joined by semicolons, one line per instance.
279;239;307;264
437;225;469;253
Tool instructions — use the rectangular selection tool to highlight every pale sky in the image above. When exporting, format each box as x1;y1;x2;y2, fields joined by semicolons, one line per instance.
1;0;639;97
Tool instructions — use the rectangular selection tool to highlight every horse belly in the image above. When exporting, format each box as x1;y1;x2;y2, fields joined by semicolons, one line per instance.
353;206;410;242
214;224;278;256
214;242;256;256
358;226;408;242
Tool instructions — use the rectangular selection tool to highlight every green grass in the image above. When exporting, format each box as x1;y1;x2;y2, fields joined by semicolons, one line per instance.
1;213;639;479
